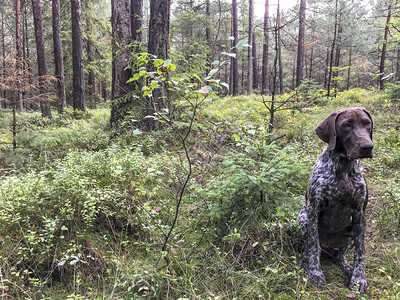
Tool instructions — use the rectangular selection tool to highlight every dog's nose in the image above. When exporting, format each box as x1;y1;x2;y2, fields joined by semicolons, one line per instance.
360;143;374;152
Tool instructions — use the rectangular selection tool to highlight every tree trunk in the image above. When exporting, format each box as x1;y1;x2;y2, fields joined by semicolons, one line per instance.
277;2;283;94
296;0;306;87
379;5;391;90
71;0;85;111
261;0;269;95
110;0;132;125
131;0;143;42
52;0;66;113
86;1;96;106
347;47;352;90
309;47;314;79
327;0;338;97
396;48;400;82
23;4;32;94
32;0;52;117
252;35;259;90
147;0;170;130
324;47;329;88
247;0;253;95
1;14;5;104
148;0;170;59
231;0;239;96
333;23;342;95
16;0;23;112
206;0;211;69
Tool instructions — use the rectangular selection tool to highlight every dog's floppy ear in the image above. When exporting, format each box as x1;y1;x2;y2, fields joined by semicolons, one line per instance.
315;111;339;151
361;107;373;139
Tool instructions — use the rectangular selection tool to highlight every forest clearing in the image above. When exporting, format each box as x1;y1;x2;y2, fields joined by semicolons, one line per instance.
0;0;400;299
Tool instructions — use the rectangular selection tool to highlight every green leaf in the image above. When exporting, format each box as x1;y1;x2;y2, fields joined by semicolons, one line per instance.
222;52;236;58
153;59;164;67
208;68;218;77
168;64;176;71
235;39;249;51
163;59;172;66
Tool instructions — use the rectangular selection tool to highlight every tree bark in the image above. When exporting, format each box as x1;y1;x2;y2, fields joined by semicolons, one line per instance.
71;0;85;111
309;47;314;79
396;48;400;82
147;0;170;130
247;0;253;95
277;2;283;94
261;0;269;95
16;0;23;112
1;14;5;104
296;0;306;87
333;23;342;94
379;4;392;90
148;0;170;59
347;47;352;90
252;35;259;90
131;0;143;42
32;0;52;117
52;0;66;113
86;1;96;106
327;0;338;97
324;47;329;88
231;0;239;96
110;0;132;125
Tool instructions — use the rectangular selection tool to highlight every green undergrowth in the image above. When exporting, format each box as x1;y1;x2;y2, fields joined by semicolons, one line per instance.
0;89;399;299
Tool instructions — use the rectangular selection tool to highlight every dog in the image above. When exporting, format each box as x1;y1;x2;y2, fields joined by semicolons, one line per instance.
299;107;374;293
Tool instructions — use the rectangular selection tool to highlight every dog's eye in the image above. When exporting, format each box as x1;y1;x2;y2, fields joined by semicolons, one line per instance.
344;123;352;128
364;121;371;127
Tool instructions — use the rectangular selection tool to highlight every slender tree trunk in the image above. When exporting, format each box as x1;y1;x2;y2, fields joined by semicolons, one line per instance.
277;1;283;94
24;5;33;95
231;0;239;96
1;14;5;104
309;47;314;79
327;0;338;97
32;0;52;117
52;0;66;113
247;0;253;95
347;47;352;90
333;23;342;95
86;1;96;106
396;48;400;82
71;0;85;111
296;0;306;87
379;4;392;90
252;36;259;90
16;0;23;112
206;0;211;69
291;55;296;89
261;0;269;95
131;0;143;42
324;47;329;88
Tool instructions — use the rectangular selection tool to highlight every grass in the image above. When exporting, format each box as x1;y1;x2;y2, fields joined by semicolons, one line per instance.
0;89;399;299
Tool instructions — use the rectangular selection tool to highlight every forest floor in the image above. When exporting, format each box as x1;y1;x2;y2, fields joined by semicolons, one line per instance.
0;88;399;299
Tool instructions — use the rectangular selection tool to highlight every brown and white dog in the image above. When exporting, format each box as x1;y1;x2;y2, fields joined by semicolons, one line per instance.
299;107;373;293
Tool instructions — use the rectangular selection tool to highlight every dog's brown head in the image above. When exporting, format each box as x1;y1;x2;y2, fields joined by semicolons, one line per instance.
316;107;374;159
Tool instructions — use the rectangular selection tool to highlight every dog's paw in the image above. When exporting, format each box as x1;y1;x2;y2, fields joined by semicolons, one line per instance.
308;268;326;287
349;277;368;294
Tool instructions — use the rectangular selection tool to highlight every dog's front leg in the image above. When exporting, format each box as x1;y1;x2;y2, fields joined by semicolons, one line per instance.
301;199;326;287
349;208;368;293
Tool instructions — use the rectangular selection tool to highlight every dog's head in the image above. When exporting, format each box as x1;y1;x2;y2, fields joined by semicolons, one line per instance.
316;107;374;159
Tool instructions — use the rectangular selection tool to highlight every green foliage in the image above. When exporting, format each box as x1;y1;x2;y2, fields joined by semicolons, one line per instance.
204;135;307;237
384;82;400;101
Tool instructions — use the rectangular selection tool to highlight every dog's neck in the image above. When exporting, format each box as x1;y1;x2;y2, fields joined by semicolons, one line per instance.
327;149;358;175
